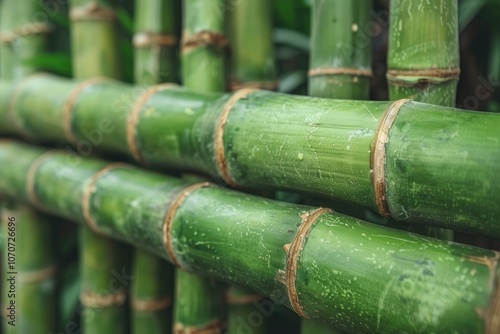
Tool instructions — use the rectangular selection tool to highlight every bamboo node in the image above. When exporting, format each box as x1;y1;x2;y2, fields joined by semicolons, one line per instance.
174;320;224;334
26;150;65;211
133;32;178;48
215;88;258;187
131;296;171;312
7;73;52;138
70;3;116;21
82;163;132;233
225;291;266;305
63;77;110;146
0;22;52;43
285;207;333;318
308;67;373;78
127;83;178;163
371;99;411;218
475;252;500;334
163;182;213;270
229;80;279;91
387;68;461;87
18;264;58;283
80;290;127;308
181;30;229;53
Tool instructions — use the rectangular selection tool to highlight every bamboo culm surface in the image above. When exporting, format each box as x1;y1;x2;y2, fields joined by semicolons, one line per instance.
0;75;499;238
1;203;57;333
0;140;498;334
387;0;460;106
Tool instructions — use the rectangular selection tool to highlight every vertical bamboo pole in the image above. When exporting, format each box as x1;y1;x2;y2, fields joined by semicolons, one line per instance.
131;0;178;333
173;0;226;333
1;203;58;334
303;1;372;332
308;0;372;99
387;0;459;106
69;0;129;332
387;0;459;240
227;1;276;332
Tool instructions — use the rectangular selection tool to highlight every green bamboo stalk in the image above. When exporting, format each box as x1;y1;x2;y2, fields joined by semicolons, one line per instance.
134;0;178;84
226;285;268;334
131;1;177;333
182;0;226;92
308;0;372;99
70;0;121;79
174;0;227;332
69;1;128;333
229;0;276;91
1;202;57;333
387;0;460;106
0;140;499;334
0;75;499;238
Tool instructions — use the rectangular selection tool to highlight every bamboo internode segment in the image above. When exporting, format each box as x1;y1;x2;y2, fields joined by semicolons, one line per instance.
0;75;499;238
1;141;499;333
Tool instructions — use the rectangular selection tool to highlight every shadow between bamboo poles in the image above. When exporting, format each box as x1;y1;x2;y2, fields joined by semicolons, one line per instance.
131;0;178;333
69;0;129;332
0;140;499;334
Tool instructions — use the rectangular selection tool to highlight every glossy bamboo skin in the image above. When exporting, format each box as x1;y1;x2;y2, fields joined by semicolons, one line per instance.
0;141;499;334
309;0;372;99
388;0;459;106
1;204;57;334
0;76;499;238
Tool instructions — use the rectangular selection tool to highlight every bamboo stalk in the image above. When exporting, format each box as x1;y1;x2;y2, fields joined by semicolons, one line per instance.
309;0;372;99
131;1;177;333
1;75;498;238
387;0;460;106
134;0;178;84
173;0;227;332
0;140;499;334
1;202;58;333
226;285;268;334
69;1;129;332
229;0;276;91
70;0;121;79
301;319;345;334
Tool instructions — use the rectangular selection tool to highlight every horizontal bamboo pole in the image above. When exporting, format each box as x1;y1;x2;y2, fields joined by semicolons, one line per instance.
0;75;499;238
0;140;499;333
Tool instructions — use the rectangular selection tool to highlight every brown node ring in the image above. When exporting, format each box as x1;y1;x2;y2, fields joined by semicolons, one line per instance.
370;99;411;218
26;150;64;211
132;296;172;312
181;30;229;53
308;67;373;78
225;291;266;305
215;88;258;187
0;23;52;43
63;77;110;146
163;182;213;270
18;264;58;284
80;290;127;308
70;3;116;21
284;207;333;318
133;32;178;48
7;73;51;137
127;83;178;164
82;163;132;233
386;68;460;87
174;320;224;334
